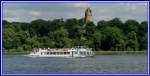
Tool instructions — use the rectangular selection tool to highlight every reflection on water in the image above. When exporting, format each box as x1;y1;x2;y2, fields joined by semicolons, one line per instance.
3;55;147;74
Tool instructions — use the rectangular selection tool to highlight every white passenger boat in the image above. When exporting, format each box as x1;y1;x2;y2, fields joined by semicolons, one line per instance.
25;46;95;58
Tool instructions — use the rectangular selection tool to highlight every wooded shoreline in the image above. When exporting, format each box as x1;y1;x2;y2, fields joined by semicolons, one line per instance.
3;18;147;53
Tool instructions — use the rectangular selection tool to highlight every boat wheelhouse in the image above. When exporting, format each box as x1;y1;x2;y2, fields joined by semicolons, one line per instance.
26;46;95;57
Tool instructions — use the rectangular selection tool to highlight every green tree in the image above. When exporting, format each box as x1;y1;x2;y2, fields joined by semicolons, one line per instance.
100;27;125;51
97;20;107;30
123;19;139;34
85;22;95;37
4;28;16;49
53;27;69;48
126;31;139;51
30;19;50;36
26;36;41;49
137;21;147;50
107;18;123;28
93;31;102;51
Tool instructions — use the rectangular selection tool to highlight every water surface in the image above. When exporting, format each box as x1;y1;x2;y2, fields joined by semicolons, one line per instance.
3;55;148;74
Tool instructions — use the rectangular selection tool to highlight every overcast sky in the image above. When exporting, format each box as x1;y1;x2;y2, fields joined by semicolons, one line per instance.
3;2;148;23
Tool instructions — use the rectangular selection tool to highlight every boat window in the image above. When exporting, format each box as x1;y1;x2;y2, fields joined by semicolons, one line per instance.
66;52;70;54
75;52;77;54
55;52;57;55
87;52;89;55
60;52;63;54
57;52;60;55
84;52;86;55
52;52;55;55
53;52;56;55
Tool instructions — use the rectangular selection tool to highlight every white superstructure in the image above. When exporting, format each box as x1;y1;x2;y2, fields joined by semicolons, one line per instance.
26;46;95;58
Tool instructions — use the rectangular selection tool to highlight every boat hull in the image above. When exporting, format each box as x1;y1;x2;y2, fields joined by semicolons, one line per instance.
24;54;94;58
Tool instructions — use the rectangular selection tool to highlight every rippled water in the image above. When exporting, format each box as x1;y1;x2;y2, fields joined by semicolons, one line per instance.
3;55;148;74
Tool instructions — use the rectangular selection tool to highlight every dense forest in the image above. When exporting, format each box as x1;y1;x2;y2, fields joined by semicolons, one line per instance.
3;17;147;52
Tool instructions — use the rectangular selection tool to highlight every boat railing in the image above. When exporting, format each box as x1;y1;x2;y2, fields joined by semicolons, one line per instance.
32;47;93;52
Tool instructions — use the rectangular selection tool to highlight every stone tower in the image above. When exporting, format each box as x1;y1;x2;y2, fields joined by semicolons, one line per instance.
84;8;92;23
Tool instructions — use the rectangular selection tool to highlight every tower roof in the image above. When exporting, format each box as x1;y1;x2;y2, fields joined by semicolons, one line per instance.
85;8;92;13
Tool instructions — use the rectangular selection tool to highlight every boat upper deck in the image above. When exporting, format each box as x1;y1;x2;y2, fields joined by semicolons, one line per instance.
32;47;92;52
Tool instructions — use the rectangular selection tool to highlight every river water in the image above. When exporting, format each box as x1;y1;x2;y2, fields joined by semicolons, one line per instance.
3;55;148;74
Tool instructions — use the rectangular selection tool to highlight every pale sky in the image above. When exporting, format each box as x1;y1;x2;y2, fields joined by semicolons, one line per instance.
2;2;148;23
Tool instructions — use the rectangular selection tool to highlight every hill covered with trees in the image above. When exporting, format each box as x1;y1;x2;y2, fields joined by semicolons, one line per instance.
3;18;147;53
